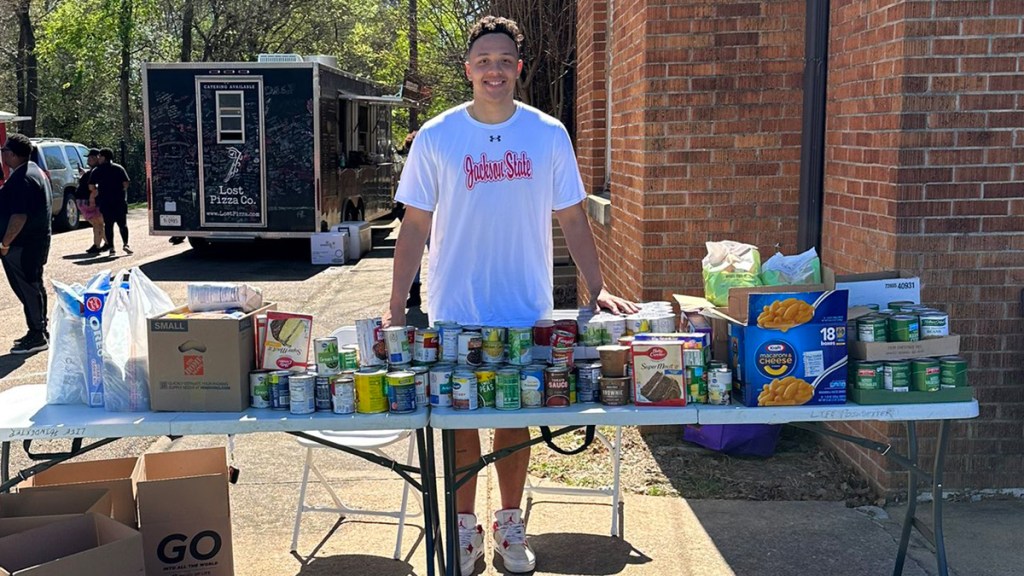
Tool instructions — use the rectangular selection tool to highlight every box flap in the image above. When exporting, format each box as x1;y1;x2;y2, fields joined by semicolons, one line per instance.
135;448;228;483
728;283;825;323
0;489;110;519
23;458;136;487
0;513;143;576
672;294;715;312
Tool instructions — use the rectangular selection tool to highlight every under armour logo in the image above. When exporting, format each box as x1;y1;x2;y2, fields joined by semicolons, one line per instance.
490;135;501;142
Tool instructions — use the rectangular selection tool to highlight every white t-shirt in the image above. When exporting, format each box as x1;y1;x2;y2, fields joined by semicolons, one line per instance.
396;101;586;326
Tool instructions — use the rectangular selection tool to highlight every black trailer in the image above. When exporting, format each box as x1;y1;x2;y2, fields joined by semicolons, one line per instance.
142;59;406;243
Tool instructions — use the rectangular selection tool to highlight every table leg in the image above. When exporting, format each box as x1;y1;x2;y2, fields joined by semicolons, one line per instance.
932;420;950;576
893;421;919;576
1;442;9;490
441;429;458;576
416;428;437;576
424;427;446;575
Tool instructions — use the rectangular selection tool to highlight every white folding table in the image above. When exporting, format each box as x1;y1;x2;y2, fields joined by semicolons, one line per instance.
429;403;699;576
699;400;980;576
0;384;444;576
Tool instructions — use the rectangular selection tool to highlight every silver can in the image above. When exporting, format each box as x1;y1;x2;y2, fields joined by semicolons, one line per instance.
430;364;454;407
576;362;602;403
331;375;355;414
411;365;430;407
457;331;483;366
269;370;291;410
289;374;316;414
437;322;462;363
413;329;439;363
383;326;412;365
314;375;333;411
355;317;386;367
452;370;479;411
249;370;271;409
708;368;733;405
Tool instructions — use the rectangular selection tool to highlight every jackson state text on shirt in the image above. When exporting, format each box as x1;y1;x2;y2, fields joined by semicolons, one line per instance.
464;151;534;190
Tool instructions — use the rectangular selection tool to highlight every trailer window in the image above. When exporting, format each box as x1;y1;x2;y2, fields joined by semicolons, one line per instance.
216;91;245;143
357;104;369;152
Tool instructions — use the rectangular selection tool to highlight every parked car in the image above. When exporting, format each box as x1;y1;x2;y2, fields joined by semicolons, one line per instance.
29;138;90;232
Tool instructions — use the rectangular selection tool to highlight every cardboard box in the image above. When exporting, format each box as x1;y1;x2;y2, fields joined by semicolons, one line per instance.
730;290;849;407
19;457;137;527
630;340;687;406
133;448;233;576
824;268;921;308
148;303;274;412
849;335;961;362
332;221;372;262
0;489;112;537
310;231;347;265
0;513;144;576
83;287;112;407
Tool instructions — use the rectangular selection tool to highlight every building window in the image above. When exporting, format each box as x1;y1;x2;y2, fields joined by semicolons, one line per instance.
216;91;244;143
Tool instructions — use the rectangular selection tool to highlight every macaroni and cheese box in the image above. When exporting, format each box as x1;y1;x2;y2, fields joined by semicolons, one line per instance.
730;290;848;407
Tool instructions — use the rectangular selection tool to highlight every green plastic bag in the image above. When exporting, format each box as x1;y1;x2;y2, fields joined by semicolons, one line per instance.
702;241;762;306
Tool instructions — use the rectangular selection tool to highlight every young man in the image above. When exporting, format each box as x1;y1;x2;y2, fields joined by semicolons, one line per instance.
385;16;638;575
89;148;132;255
75;148;105;253
0;133;52;354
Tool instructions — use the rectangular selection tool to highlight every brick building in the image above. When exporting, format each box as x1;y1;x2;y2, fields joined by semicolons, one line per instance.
576;0;1023;495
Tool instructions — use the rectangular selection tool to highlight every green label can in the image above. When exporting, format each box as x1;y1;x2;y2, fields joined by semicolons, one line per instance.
855;362;883;390
919;312;950;339
507;327;534;365
887;315;920;342
340;344;359;371
887;300;916;311
495;368;521;410
475;367;496;407
911;358;941;392
939;356;968;388
857;316;888;343
884;361;911;392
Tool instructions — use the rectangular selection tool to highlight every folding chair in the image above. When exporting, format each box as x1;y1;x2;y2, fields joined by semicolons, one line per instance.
524;426;624;537
290;429;422;558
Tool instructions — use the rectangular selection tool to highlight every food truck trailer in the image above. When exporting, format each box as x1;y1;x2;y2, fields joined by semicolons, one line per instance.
142;57;407;247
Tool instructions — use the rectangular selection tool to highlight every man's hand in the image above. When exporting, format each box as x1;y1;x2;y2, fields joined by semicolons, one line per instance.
0;245;8;258
383;305;406;329
594;288;640;315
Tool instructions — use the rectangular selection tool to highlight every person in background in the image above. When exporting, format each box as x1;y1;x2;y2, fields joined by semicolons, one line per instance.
0;133;52;354
90;148;131;255
385;16;638;575
75;148;106;254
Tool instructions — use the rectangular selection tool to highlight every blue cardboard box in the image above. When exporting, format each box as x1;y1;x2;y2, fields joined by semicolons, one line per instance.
82;282;111;408
730;290;848;407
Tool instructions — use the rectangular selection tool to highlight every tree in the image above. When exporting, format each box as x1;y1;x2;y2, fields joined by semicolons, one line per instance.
15;0;38;135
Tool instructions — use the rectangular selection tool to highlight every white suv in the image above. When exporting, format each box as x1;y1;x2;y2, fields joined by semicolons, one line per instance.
30;138;90;232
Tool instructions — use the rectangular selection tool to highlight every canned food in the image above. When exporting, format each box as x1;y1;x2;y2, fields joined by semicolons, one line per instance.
250;370;271;409
314;375;333;411
475;368;496;408
599;377;630;406
939;356;968;388
554;319;578;343
884;361;911;392
578;316;605;346
438;322;462;363
289;374;316;415
507;327;534;365
386;371;417;413
864;304;880;311
428;364;455;407
269;370;291;410
481;327;507;364
520;365;545;408
413;329;439;363
855;361;884;390
355;317;387;367
314;337;341;375
330;375;355;414
605;317;626;344
857;316;888;343
452;371;479;410
708;368;732;405
495;368;521;410
533;319;555;346
625;315;650;336
887;315;920;342
650;314;676;333
887;301;916;311
551;329;575;349
919;312;950;339
686;365;707;404
383;326;412;365
911;358;941;392
551;346;575;369
339;344;359;370
410;365;430;407
457;332;483;366
576;362;602;403
544;366;570;407
354;368;388;413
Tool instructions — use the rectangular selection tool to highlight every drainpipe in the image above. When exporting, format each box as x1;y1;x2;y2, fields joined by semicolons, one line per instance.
797;0;831;252
602;0;614;194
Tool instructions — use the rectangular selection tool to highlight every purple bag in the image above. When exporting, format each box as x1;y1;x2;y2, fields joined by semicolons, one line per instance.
683;424;782;457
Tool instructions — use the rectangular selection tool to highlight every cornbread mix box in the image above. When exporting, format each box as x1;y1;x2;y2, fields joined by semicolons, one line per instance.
148;303;275;412
261;311;314;371
630;340;687;406
730;290;849;407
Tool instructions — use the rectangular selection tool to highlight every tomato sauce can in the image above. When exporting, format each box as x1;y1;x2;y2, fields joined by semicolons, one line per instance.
544;366;570;407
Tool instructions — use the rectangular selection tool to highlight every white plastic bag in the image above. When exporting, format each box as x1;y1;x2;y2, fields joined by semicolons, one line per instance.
186;282;263;313
761;247;821;286
102;268;175;412
45;280;88;404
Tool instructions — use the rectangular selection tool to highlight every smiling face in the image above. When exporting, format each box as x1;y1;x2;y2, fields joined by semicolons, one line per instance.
464;32;522;111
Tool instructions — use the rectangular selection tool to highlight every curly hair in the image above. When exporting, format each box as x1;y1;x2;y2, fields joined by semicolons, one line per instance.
467;15;524;56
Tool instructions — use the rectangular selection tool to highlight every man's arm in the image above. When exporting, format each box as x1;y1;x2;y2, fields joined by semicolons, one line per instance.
384;205;432;327
0;214;27;255
555;201;639;315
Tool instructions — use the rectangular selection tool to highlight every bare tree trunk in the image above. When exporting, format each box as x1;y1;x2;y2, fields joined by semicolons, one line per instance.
119;0;133;158
180;0;194;61
408;0;419;130
15;0;37;136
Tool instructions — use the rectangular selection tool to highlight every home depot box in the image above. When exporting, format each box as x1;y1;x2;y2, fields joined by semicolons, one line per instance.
148;303;274;411
730;290;849;407
19;457;137;527
133;448;233;576
0;513;144;576
823;268;920;308
0;488;112;538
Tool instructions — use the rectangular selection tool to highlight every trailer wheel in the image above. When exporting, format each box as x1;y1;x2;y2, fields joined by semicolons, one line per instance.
187;237;211;251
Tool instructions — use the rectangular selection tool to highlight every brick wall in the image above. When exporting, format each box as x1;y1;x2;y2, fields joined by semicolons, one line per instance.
824;0;1024;494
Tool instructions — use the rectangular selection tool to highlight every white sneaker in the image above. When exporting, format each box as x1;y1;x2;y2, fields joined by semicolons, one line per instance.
458;513;484;576
492;508;536;573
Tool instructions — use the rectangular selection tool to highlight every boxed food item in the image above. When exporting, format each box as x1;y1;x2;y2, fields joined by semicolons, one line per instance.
83;278;116;407
0;513;144;576
261;311;314;371
634;333;710;403
730;290;848;407
148;303;275;412
630;340;687;406
133;448;233;576
18;457;137;527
